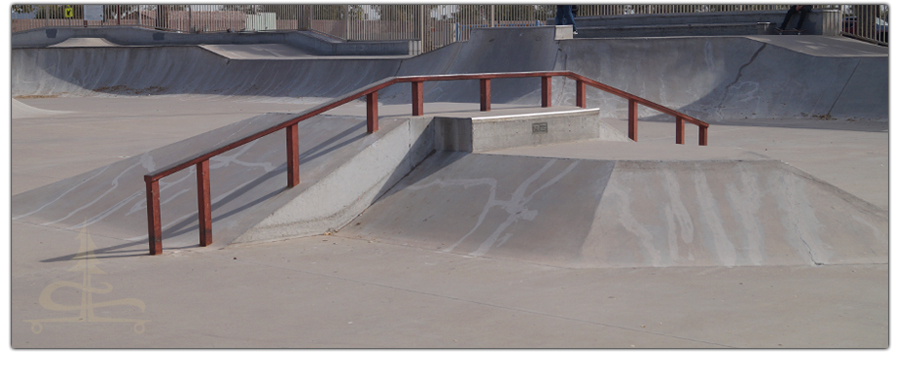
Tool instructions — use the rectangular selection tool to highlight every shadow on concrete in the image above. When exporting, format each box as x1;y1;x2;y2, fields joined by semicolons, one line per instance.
39;120;368;262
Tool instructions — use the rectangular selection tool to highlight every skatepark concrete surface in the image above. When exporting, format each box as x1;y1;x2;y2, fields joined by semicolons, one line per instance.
8;26;890;350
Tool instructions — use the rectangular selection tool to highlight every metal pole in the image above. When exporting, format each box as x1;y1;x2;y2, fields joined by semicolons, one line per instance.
490;5;495;27
628;99;638;142
197;160;212;247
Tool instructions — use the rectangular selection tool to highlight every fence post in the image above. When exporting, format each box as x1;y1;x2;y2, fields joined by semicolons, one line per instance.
628;99;638;142
480;79;491;111
412;81;424;115
144;176;162;255
541;76;551;107
344;5;350;39
196;160;212;247
699;125;708;146
367;91;379;133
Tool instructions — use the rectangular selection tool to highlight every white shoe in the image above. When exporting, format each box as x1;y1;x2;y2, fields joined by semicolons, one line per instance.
573;31;578;35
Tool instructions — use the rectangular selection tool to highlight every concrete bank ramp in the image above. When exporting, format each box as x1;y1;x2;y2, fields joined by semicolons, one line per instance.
48;37;120;47
11;99;70;119
11;112;432;251
343;152;887;268
199;43;314;59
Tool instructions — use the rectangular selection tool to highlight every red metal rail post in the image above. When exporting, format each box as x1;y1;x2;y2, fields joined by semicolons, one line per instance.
367;91;379;133
576;79;586;108
411;81;423;116
675;116;685;145
286;124;300;187
144;177;162;255
541;76;552;107
628;99;638;142
699;125;708;146
196;160;212;246
480;78;491;111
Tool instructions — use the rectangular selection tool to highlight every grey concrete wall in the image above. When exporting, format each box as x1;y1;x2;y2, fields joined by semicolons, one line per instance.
553;36;888;121
12;26;419;55
11;46;403;98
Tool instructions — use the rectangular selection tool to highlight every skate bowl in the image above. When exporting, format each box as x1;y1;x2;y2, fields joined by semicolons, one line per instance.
11;27;888;121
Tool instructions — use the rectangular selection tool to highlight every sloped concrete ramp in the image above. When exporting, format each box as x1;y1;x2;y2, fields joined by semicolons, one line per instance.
199;43;314;59
48;37;120;47
11;112;429;250
343;151;887;268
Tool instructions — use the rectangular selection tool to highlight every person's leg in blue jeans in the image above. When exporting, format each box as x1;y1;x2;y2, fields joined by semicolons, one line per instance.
556;5;577;33
555;5;565;26
780;6;799;30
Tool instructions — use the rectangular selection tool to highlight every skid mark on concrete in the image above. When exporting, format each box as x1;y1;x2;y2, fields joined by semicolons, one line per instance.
724;166;765;265
692;169;737;267
413;159;580;257
12;166;110;220
40;161;144;227
603;179;662;266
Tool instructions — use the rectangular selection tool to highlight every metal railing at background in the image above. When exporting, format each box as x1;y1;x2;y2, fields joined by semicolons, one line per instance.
11;4;888;51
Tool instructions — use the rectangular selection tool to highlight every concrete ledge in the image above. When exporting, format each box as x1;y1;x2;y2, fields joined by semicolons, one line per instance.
434;108;629;153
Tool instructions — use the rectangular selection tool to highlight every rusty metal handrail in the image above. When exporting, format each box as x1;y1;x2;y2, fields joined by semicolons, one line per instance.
143;70;710;255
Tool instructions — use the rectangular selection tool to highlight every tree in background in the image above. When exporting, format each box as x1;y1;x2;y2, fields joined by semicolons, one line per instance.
31;5;83;19
102;5;139;20
11;4;36;14
308;5;363;20
450;5;553;24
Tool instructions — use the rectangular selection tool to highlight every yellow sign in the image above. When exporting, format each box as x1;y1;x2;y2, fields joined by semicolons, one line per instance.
64;6;73;18
24;226;149;334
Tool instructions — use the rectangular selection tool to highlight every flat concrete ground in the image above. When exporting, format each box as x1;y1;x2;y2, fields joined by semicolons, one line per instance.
11;224;889;348
9;96;891;349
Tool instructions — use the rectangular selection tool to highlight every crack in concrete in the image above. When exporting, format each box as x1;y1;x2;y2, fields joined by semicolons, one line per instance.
826;59;861;117
716;43;767;111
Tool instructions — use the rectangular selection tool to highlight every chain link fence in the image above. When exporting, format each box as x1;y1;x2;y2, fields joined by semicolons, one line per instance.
11;4;887;50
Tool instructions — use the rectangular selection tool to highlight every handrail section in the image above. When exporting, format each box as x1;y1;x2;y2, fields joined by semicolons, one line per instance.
143;70;710;255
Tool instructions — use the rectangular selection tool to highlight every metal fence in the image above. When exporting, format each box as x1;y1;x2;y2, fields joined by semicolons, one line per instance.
11;4;888;50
